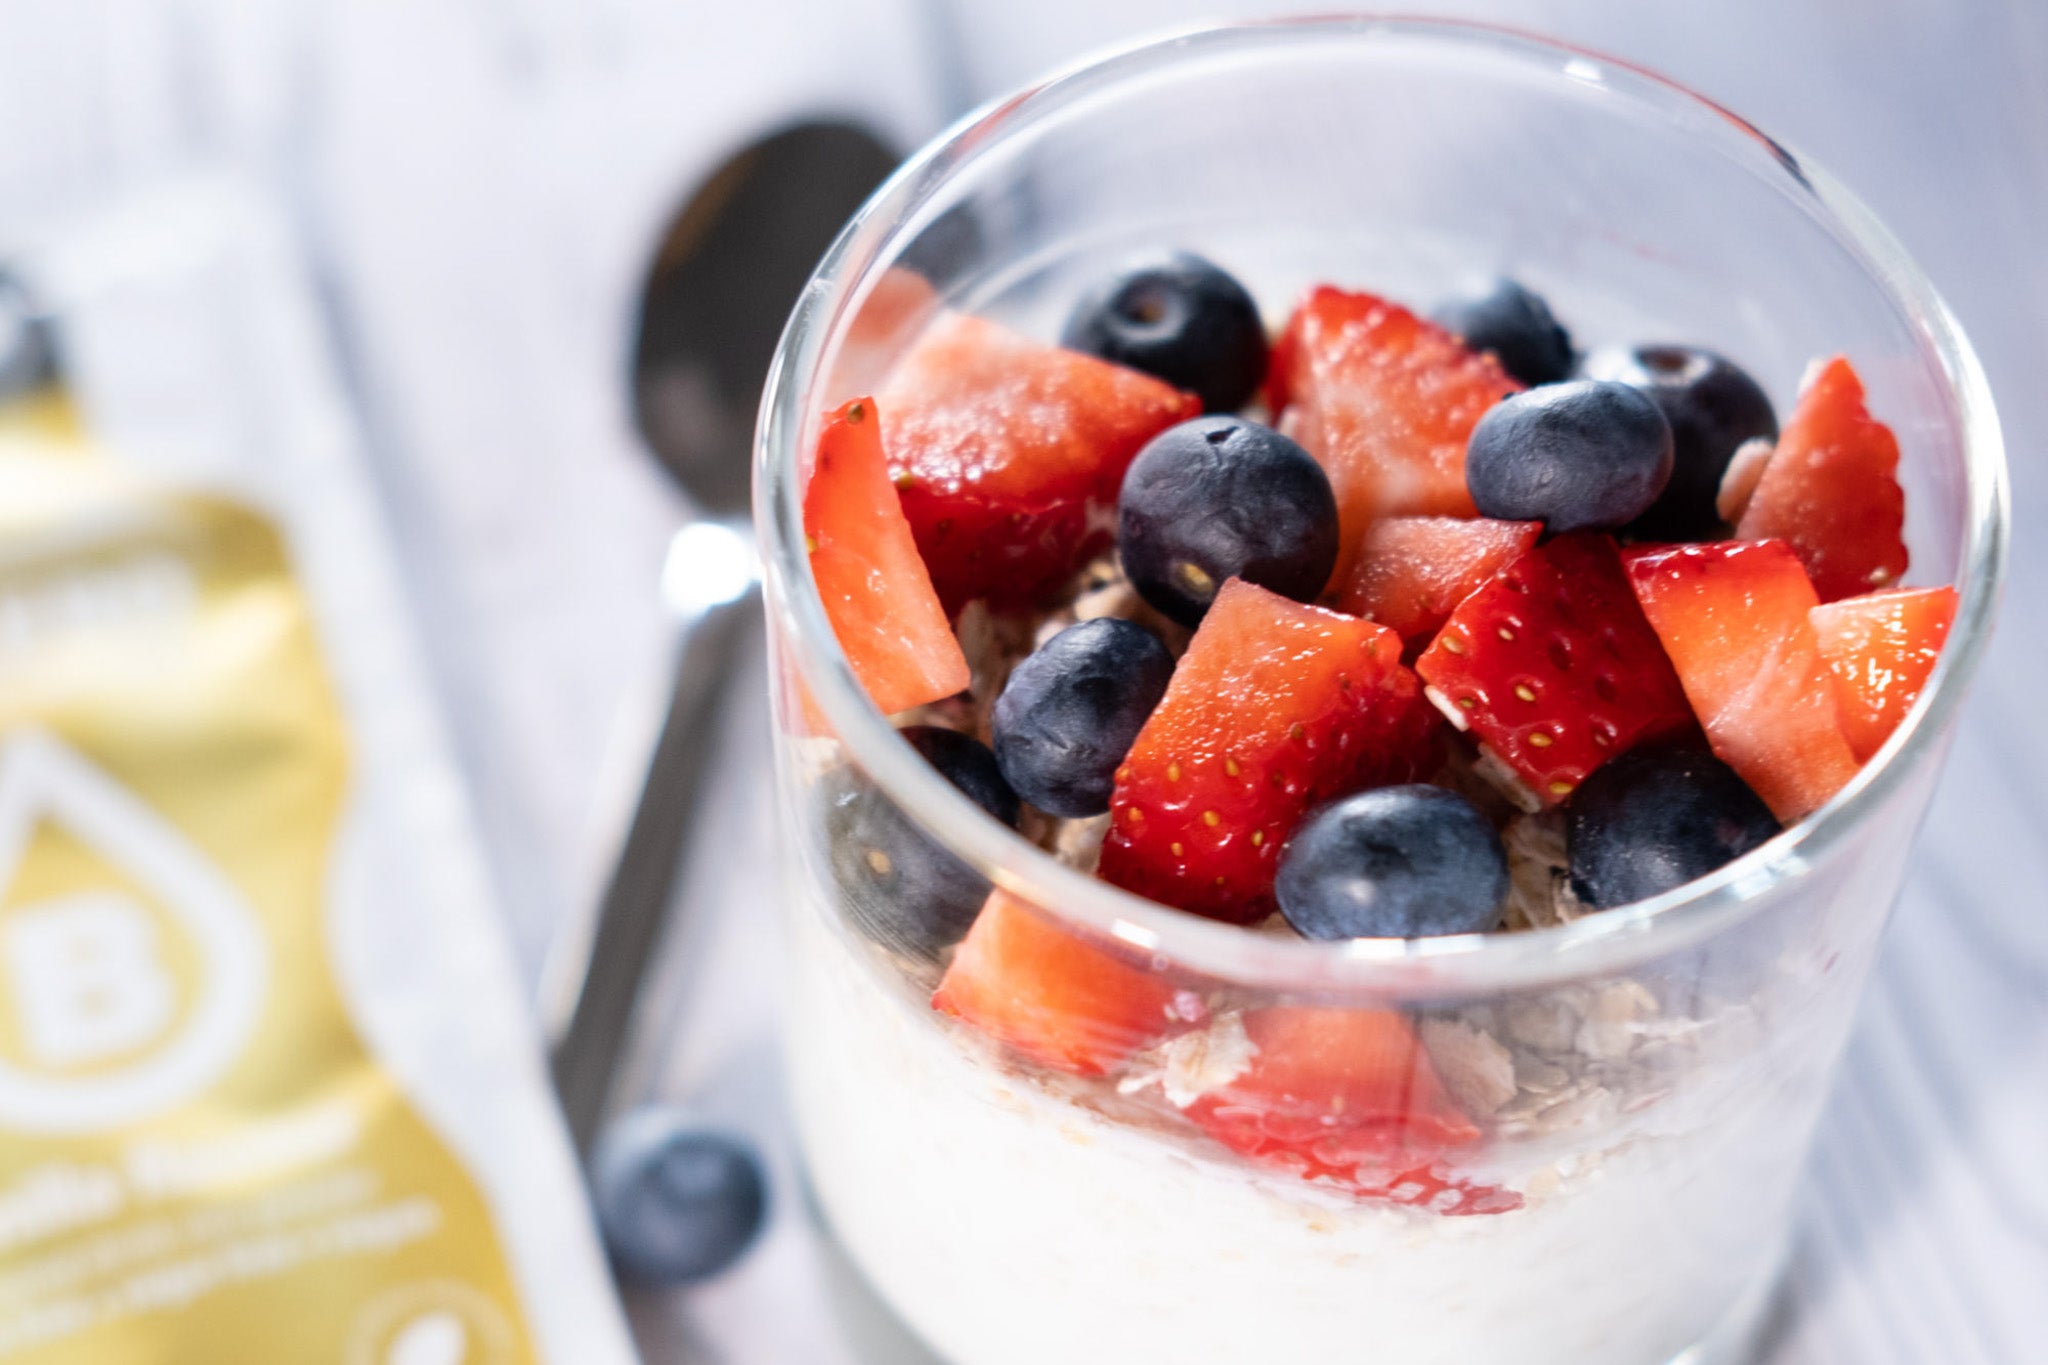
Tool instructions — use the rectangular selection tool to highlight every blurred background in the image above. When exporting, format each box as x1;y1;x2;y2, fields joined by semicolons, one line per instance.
0;1;2041;1362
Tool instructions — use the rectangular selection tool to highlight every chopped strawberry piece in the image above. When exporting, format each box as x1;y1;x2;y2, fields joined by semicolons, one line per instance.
1345;1160;1523;1217
824;266;942;398
1265;287;1521;582
932;890;1180;1077
1415;533;1692;808
1811;585;1957;761
1337;515;1541;645
1624;540;1862;821
804;398;969;715
1734;356;1907;602
1098;580;1440;924
1185;1007;1514;1215
879;311;1200;613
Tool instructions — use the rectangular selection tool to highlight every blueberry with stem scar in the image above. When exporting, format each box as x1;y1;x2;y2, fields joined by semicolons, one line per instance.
1276;786;1509;939
1464;379;1673;533
1062;252;1269;413
1119;415;1339;627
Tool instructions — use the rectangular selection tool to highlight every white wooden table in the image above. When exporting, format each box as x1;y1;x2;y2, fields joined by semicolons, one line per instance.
2;2;2040;1361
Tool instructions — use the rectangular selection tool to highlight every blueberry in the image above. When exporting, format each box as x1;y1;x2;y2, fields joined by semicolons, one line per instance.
1118;416;1339;626
1433;278;1574;386
826;726;1018;958
1062;253;1268;413
1464;379;1674;532
992;619;1174;818
904;724;1020;827
1565;741;1780;909
1275;786;1509;939
1583;345;1778;540
591;1105;768;1286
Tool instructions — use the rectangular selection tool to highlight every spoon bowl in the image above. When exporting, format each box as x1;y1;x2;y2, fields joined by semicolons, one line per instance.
547;120;898;1149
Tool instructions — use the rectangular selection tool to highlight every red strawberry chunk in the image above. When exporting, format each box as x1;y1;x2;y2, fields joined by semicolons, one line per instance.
932;890;1181;1077
824;266;942;398
1265;287;1521;583
1415;533;1692;808
1185;1007;1515;1215
1624;540;1862;821
879;311;1200;613
1811;585;1957;762
804;398;969;715
1735;356;1908;603
1099;579;1439;925
1338;515;1541;645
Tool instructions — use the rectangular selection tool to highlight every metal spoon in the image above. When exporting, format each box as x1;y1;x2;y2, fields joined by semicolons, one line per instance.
546;121;897;1151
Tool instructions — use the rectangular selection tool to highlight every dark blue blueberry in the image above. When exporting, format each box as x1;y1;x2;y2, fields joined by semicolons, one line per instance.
992;619;1174;818
826;725;1017;959
1464;379;1674;533
1118;416;1339;626
1433;278;1574;386
591;1105;768;1286
904;724;1020;828
1584;345;1779;540
1062;253;1268;413
1565;741;1781;909
1275;786;1509;939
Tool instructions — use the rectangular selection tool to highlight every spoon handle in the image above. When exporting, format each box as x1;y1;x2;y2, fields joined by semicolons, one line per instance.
550;582;760;1150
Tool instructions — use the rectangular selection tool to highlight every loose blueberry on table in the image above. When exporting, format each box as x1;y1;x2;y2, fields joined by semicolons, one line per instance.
592;1105;769;1287
800;252;1943;1211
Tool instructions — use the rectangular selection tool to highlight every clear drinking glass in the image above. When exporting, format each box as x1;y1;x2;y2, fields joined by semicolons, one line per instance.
752;18;2006;1365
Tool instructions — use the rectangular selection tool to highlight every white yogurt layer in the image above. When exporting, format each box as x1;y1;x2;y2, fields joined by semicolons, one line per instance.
787;903;1797;1365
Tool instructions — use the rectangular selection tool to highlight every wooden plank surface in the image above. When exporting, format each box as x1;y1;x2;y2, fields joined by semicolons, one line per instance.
0;1;2040;1361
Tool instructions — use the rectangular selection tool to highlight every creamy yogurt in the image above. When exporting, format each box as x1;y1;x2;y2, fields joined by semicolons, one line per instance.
787;901;1794;1365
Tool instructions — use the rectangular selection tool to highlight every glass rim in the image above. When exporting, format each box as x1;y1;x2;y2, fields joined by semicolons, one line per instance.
753;14;2009;997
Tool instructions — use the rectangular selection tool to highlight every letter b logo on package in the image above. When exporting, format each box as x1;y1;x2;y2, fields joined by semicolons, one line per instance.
4;891;177;1068
0;729;267;1135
